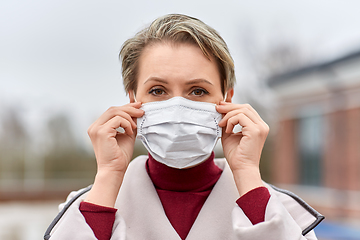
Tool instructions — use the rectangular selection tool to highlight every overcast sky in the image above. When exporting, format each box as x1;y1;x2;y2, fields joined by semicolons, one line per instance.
1;0;360;146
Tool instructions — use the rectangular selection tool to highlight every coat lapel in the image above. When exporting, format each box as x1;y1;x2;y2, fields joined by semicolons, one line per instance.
116;156;181;240
186;159;239;240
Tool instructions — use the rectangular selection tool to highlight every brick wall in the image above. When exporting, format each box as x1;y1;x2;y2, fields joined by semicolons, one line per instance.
323;107;360;191
272;107;360;221
273;107;360;191
272;119;299;185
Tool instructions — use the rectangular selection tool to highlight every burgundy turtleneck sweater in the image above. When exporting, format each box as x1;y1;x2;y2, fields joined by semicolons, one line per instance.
80;153;270;240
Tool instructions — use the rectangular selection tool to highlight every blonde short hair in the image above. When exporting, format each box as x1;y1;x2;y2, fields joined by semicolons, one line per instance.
120;14;235;95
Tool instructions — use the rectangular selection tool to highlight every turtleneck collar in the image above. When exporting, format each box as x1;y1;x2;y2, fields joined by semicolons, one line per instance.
146;152;222;192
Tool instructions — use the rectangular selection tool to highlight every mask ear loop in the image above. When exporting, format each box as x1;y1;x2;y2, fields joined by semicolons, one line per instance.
223;92;227;102
133;90;137;103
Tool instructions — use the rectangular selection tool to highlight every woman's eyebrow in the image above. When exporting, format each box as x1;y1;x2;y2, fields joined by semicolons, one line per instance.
186;79;213;86
144;77;169;85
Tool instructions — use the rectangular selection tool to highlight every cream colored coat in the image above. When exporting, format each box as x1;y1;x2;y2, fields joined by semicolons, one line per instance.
45;156;324;240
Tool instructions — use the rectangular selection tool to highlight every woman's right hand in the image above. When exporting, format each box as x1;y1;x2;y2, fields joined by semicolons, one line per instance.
85;102;144;207
87;102;144;174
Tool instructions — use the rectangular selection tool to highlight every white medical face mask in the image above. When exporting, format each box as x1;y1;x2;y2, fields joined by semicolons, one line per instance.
137;97;222;169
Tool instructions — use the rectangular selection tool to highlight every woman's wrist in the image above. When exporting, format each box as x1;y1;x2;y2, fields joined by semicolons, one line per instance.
84;169;124;208
232;166;264;197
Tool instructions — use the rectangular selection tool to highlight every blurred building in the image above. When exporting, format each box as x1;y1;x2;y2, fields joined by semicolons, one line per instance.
268;49;360;225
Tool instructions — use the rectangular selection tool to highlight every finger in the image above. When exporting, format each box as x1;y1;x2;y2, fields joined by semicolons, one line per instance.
105;115;134;136
219;108;259;127
219;107;261;127
101;111;137;130
219;109;242;127
217;102;262;120
225;113;255;133
96;104;144;126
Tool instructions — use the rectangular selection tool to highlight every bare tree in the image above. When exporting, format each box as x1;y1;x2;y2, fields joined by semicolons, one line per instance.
46;113;77;152
235;28;309;182
239;28;306;81
43;113;96;181
0;107;27;184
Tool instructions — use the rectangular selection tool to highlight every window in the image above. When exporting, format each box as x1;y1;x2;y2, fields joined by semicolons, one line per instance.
298;115;323;186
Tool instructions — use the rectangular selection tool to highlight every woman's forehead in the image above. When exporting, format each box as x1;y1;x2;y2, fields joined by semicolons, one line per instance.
137;43;221;87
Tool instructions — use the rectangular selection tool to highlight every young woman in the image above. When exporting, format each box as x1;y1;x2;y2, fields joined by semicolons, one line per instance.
45;14;323;240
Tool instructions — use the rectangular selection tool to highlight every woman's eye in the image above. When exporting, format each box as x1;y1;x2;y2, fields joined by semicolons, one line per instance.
149;88;165;96
191;88;208;96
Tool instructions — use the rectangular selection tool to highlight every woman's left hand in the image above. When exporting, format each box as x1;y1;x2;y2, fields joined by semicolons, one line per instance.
216;101;269;196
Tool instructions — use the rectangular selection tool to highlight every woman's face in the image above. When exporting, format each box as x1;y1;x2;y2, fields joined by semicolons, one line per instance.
129;42;233;104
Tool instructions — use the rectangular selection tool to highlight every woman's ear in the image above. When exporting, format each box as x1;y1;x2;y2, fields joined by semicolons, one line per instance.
225;89;234;102
129;90;136;103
